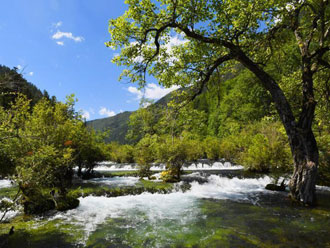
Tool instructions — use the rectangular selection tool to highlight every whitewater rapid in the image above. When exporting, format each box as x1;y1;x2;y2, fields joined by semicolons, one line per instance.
53;175;273;237
0;179;13;189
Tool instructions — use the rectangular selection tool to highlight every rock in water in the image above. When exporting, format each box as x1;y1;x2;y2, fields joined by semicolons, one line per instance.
9;226;14;235
265;180;286;191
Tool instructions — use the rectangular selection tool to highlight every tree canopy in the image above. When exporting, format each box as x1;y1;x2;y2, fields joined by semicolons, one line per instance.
108;0;330;205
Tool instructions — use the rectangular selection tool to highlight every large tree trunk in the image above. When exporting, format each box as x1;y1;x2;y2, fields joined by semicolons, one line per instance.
235;49;318;205
289;128;318;205
289;64;319;205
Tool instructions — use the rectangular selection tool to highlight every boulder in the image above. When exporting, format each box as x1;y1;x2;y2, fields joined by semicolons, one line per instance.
265;182;286;191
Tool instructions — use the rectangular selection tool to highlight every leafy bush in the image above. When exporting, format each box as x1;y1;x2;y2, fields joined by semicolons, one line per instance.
109;143;135;163
134;134;159;178
219;135;241;162
183;136;204;162
203;136;221;160
238;121;292;172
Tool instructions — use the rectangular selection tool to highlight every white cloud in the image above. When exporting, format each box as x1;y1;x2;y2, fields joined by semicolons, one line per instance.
128;36;188;64
89;108;95;115
128;83;180;100
163;36;188;65
128;86;143;99
142;102;152;108
165;35;188;50
82;110;90;120
52;31;84;42
17;65;22;70
99;107;116;117
56;41;64;46
28;72;34;76
53;21;62;28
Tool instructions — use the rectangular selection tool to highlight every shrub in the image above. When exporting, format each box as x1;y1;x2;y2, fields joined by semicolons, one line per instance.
203;136;221;160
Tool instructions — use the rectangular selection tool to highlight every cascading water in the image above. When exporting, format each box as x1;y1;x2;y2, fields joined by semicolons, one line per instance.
51;175;273;243
1;172;330;247
0;179;13;189
94;161;244;171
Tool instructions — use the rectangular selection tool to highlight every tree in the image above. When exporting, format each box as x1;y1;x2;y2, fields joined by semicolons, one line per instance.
0;95;105;214
134;134;159;178
108;0;330;205
126;99;160;143
0;65;44;108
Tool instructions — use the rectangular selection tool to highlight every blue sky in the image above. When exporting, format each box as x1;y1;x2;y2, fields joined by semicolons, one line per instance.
0;0;178;120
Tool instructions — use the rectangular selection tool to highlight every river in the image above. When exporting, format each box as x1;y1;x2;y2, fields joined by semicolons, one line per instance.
1;162;329;247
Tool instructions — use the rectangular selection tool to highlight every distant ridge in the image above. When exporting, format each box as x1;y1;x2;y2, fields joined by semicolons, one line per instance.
86;91;174;144
0;65;51;108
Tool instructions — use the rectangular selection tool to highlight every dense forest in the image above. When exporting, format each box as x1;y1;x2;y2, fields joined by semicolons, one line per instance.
0;65;47;108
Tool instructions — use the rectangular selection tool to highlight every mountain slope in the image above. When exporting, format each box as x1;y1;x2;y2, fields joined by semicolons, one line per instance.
86;92;174;144
0;65;48;108
87;111;133;144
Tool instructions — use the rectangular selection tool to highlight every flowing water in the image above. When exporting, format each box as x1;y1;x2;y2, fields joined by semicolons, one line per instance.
1;165;330;248
0;180;12;189
94;160;244;171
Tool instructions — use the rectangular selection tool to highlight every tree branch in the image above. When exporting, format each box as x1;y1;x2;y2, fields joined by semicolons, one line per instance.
189;53;233;101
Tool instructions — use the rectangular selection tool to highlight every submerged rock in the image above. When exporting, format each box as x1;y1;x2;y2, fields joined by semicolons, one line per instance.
265;183;286;191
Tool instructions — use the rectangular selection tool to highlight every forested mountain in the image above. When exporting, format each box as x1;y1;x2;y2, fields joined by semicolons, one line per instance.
87;111;133;144
0;65;51;108
86;67;270;144
86;91;175;144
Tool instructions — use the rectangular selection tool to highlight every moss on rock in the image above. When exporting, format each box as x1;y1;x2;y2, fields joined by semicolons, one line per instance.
55;196;80;211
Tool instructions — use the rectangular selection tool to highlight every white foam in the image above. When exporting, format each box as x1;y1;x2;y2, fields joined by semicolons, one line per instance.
54;175;272;237
93;165;138;171
183;162;243;171
54;191;196;237
316;185;330;191
0;197;19;221
0;179;13;188
186;175;272;200
150;164;166;171
0;210;19;221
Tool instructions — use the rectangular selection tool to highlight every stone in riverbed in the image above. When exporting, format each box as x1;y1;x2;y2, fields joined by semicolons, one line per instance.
265;183;286;191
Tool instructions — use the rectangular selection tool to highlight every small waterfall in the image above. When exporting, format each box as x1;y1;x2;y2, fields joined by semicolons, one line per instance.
0;179;13;189
186;174;272;200
316;185;330;191
183;161;243;170
94;163;138;171
93;160;244;171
